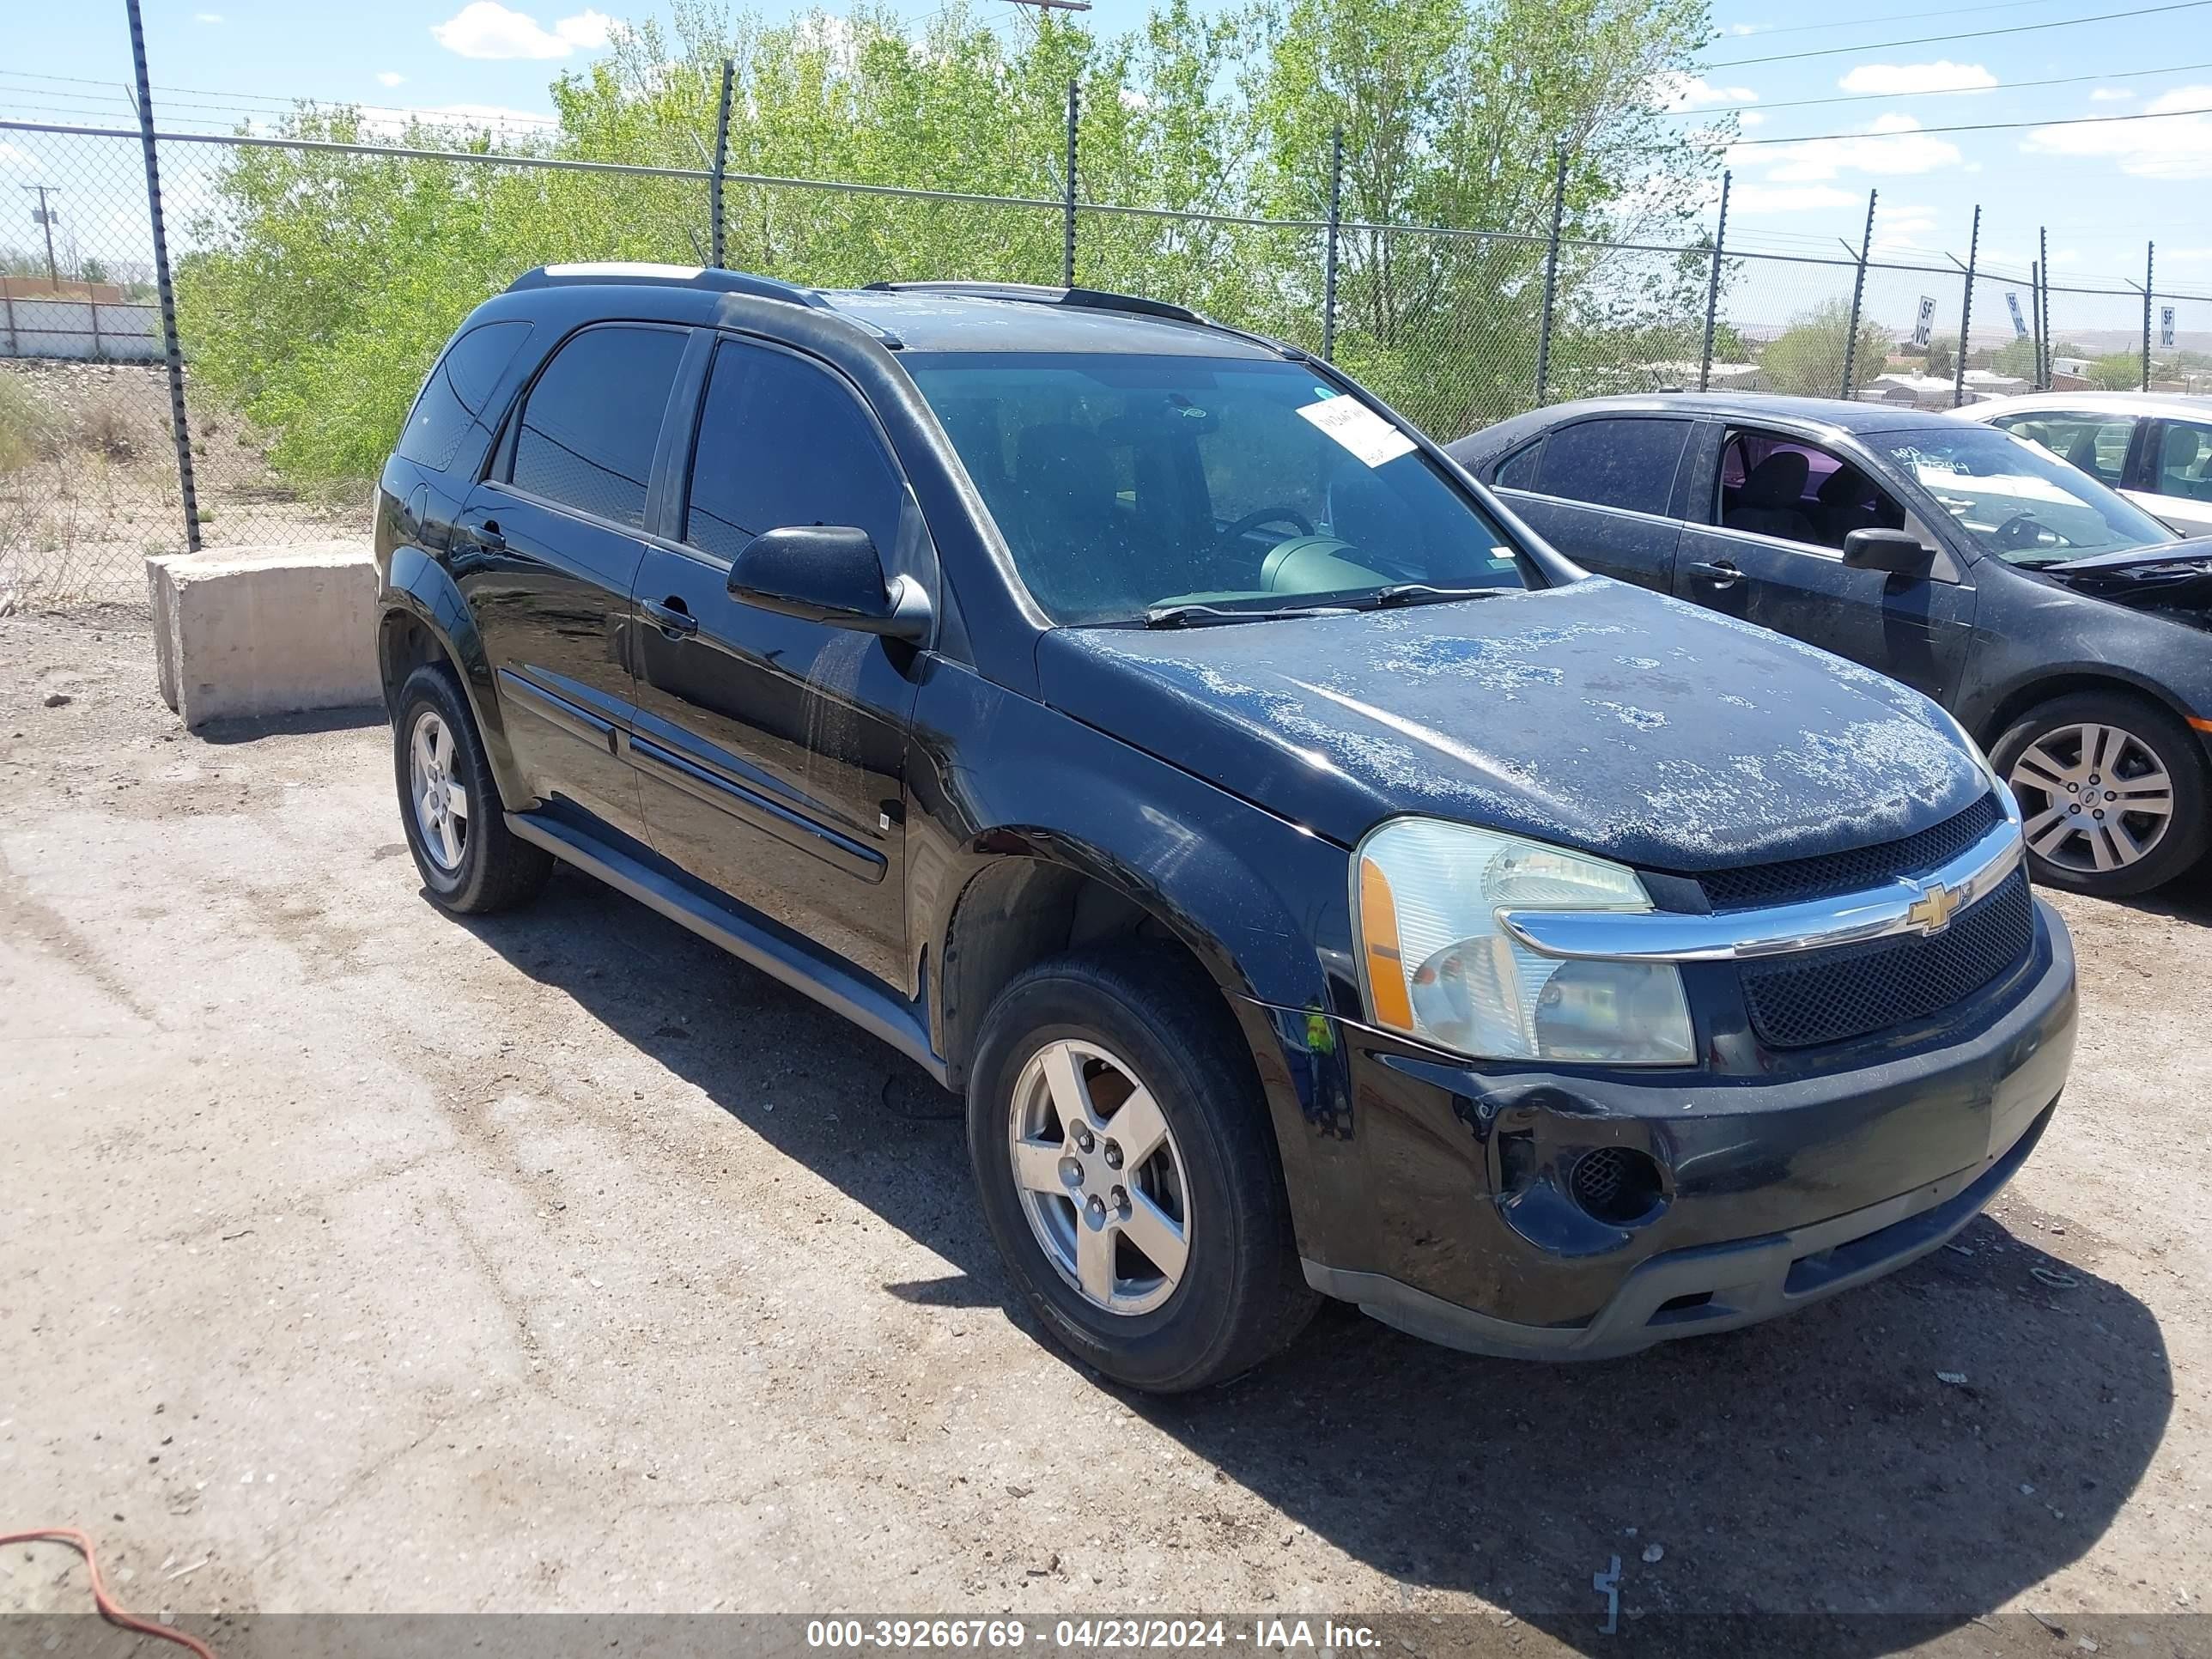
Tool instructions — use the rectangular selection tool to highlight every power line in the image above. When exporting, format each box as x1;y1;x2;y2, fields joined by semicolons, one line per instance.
1713;97;2212;147
1712;0;2082;38
1705;0;2212;67
1663;58;2212;118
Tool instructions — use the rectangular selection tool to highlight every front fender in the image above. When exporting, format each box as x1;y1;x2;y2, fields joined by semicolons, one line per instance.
380;543;533;812
903;658;1367;1267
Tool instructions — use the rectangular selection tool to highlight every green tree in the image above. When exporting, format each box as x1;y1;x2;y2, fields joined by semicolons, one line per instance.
1989;335;2046;379
1759;299;1889;398
173;0;1725;483
1246;0;1717;431
2089;351;2144;390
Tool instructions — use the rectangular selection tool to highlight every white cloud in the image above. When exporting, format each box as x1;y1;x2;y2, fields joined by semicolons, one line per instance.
1739;110;1767;128
2022;85;2212;179
1731;182;1862;212
1725;21;1763;34
194;10;222;21
0;140;34;174
1760;113;1964;181
1658;73;1759;111
429;3;613;60
1838;61;1996;96
376;71;406;88
2088;86;2134;102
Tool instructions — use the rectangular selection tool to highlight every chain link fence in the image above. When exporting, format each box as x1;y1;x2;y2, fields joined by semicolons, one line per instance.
3;115;2209;609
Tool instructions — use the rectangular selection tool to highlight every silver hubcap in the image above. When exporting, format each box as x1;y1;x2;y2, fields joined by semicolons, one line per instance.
2008;720;2173;875
1007;1039;1191;1316
408;710;470;872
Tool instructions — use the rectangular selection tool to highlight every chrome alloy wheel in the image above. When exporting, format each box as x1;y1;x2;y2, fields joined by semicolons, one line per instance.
1007;1039;1192;1316
2008;720;2175;876
408;709;471;872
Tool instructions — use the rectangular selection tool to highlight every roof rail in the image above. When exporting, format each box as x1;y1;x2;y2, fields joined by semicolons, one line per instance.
860;280;1210;328
507;263;832;309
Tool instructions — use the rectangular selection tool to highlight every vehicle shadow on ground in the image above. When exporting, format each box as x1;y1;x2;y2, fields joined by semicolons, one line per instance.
462;870;2172;1655
2111;858;2212;925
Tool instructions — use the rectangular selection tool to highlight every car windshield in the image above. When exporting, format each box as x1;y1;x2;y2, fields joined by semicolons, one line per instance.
904;352;1529;623
1880;426;2175;564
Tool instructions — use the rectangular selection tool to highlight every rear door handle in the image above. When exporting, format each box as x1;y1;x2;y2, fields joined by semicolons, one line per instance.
466;517;506;552
1686;559;1741;588
642;596;699;639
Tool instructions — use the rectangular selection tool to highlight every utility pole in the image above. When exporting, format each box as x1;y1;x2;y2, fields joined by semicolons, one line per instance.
21;185;61;286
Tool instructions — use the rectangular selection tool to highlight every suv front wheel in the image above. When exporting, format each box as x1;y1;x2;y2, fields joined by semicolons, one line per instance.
967;945;1317;1393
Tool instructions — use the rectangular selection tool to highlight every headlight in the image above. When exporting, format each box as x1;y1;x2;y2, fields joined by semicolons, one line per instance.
1354;819;1694;1066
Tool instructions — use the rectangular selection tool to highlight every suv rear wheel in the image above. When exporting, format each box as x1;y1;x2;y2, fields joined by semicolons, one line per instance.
392;663;553;914
967;944;1317;1393
1992;689;2208;897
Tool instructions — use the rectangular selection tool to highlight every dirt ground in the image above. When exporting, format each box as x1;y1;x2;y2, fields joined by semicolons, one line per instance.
3;606;2209;1656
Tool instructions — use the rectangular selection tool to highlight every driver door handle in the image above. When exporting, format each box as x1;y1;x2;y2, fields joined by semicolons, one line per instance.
642;596;698;639
1687;559;1741;588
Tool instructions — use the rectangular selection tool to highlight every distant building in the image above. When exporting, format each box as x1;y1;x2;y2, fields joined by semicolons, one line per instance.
1636;361;1762;391
1861;373;1960;409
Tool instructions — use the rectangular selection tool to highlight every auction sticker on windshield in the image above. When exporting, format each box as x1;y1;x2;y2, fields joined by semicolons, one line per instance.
1297;394;1417;467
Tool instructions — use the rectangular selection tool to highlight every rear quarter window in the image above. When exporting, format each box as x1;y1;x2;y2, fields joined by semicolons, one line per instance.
395;320;532;472
1493;437;1544;490
1533;417;1692;515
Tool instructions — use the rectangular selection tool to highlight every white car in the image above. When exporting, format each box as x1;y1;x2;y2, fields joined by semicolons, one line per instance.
1964;392;2212;538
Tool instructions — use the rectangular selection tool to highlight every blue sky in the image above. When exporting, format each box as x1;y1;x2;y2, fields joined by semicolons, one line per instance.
6;0;2209;331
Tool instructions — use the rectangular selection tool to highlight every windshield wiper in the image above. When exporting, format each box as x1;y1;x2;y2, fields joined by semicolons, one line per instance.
1362;582;1507;608
1140;602;1352;629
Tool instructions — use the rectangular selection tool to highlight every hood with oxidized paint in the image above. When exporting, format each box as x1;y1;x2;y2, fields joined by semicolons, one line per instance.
1037;576;1987;871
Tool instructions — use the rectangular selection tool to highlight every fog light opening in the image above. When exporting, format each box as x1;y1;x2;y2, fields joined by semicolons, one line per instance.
1569;1146;1663;1225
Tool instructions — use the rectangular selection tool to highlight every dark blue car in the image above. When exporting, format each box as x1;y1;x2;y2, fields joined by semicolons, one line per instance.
1449;393;2212;899
373;276;2075;1390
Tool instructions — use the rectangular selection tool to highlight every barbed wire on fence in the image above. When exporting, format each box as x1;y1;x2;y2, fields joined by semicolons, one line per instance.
1;113;2206;607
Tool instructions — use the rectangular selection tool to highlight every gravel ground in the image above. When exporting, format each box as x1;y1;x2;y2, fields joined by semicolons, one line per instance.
3;607;2209;1656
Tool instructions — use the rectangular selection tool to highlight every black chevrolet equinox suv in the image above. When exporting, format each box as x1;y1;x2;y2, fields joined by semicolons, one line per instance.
374;264;2078;1392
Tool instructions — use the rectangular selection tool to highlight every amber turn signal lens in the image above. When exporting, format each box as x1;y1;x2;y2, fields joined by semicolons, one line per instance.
1358;856;1414;1031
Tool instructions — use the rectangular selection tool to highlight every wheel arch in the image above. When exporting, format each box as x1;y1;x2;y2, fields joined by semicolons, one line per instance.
934;842;1254;1097
379;544;532;812
1971;667;2204;756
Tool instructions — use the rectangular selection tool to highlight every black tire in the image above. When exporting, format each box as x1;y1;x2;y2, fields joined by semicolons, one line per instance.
392;663;553;915
967;943;1318;1393
1990;689;2209;898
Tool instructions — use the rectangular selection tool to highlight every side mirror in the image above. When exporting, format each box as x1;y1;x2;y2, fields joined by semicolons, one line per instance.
1842;526;1935;578
728;525;931;642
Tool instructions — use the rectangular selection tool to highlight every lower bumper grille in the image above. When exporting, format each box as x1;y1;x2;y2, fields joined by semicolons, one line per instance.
1740;868;2034;1049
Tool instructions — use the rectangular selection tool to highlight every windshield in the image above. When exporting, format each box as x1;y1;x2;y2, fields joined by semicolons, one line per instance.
904;352;1529;623
1880;426;2175;564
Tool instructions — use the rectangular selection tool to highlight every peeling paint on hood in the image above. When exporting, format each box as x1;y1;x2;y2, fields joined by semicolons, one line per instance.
1037;576;1987;870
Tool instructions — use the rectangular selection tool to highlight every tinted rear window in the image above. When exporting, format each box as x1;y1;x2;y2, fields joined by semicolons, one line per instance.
509;324;688;527
395;320;532;471
1534;417;1692;515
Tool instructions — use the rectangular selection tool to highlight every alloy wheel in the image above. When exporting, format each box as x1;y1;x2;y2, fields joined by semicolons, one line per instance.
408;709;471;872
1006;1038;1192;1316
2007;720;2174;876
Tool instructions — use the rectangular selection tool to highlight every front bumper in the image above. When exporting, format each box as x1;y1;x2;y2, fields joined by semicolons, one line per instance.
1259;896;2077;1361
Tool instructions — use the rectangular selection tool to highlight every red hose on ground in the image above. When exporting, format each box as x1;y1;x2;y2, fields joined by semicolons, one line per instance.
0;1527;218;1658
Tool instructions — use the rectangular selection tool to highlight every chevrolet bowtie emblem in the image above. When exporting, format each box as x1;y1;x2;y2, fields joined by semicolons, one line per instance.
1906;879;1962;935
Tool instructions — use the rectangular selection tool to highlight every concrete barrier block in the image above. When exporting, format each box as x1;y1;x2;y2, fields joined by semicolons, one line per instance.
143;540;382;729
